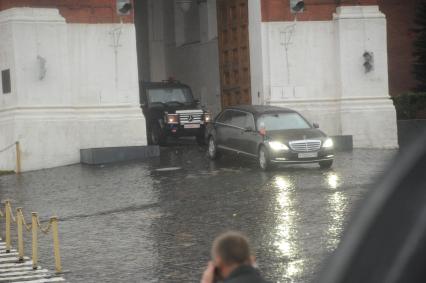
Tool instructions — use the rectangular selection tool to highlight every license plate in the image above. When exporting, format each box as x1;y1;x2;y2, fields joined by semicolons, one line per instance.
184;124;200;129
298;152;318;158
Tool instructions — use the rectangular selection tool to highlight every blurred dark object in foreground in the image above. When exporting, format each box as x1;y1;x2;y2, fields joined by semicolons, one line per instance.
397;119;426;148
317;133;426;283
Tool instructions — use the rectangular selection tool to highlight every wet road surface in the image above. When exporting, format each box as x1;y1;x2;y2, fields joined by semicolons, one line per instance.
0;141;397;282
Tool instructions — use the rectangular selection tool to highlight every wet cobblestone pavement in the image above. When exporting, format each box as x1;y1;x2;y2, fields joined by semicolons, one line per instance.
0;141;397;283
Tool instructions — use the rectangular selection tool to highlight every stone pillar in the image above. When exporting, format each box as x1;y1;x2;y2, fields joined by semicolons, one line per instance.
0;7;147;172
334;6;398;148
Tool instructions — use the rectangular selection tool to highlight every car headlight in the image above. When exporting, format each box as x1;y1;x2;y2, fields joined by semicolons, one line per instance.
204;112;212;123
166;114;179;124
323;138;333;148
269;141;289;151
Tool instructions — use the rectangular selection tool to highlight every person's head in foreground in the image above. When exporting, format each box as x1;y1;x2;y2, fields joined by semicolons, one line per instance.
201;231;270;283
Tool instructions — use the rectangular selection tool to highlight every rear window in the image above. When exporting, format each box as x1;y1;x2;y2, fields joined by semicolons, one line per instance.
257;112;311;131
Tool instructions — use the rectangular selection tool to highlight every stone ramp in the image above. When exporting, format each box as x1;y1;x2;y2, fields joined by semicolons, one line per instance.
0;240;65;282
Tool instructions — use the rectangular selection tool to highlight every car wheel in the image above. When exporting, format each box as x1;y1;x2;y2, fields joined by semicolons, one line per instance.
258;145;271;171
208;136;220;160
196;134;206;146
151;124;166;146
319;160;333;169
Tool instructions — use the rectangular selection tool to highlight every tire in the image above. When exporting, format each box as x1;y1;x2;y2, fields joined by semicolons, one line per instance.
208;136;220;160
258;145;271;171
196;134;206;146
319;160;333;169
151;124;167;146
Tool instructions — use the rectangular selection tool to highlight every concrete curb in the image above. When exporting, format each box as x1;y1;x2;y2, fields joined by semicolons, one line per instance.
80;145;160;165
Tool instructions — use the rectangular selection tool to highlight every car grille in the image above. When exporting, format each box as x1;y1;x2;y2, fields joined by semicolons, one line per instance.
289;140;322;152
176;111;203;124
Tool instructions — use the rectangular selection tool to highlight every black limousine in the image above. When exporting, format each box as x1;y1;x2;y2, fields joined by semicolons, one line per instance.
206;105;334;170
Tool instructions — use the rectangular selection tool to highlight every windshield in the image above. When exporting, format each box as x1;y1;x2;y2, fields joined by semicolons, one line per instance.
147;87;194;105
257;112;311;131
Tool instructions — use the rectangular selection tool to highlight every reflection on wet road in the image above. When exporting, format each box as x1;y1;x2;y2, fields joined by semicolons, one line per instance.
0;143;396;282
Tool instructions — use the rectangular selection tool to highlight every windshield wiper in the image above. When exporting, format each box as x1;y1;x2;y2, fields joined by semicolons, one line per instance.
166;101;185;106
150;102;167;107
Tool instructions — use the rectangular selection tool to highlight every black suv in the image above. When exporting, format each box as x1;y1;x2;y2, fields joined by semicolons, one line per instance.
206;105;335;170
140;81;212;145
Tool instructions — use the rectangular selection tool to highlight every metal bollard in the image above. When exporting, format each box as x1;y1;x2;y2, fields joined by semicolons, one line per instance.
32;212;38;270
5;200;11;253
51;217;62;273
17;208;24;261
15;142;21;174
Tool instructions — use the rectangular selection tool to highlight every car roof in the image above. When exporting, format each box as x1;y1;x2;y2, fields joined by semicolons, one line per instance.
140;81;190;89
225;105;296;115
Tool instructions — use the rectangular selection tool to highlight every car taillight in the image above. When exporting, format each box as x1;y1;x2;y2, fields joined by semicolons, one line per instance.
204;112;212;123
167;114;179;124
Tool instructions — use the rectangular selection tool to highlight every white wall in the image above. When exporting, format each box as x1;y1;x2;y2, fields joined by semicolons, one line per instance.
248;0;265;105
0;11;18;169
261;21;342;136
0;8;146;172
166;40;222;114
260;6;398;148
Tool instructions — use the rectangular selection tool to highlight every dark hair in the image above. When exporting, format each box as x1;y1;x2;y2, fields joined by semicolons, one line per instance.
212;231;251;265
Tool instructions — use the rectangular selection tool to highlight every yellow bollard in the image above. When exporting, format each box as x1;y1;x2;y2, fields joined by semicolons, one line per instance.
17;208;24;261
51;217;62;273
15;142;21;174
5;200;11;253
32;212;38;270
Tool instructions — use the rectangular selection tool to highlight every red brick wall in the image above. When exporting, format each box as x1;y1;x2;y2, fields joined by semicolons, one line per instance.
379;0;421;96
261;0;378;22
0;0;134;23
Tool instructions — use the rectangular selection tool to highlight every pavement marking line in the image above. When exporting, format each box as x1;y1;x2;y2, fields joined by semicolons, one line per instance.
0;266;36;273
0;252;18;257
0;274;52;281
0;269;49;277
0;262;33;268
0;258;24;263
14;278;65;283
0;239;66;282
0;249;17;253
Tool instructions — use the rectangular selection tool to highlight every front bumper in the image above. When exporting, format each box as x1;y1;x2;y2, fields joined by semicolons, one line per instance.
269;148;334;164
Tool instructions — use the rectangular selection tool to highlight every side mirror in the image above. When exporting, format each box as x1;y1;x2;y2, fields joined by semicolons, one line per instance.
313;122;319;129
194;99;200;105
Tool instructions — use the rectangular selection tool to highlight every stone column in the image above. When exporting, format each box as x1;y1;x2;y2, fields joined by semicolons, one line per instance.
334;6;398;148
0;7;147;172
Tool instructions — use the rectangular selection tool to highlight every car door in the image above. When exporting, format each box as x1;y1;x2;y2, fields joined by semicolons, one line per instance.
215;110;234;151
240;113;259;157
227;110;246;152
231;111;258;157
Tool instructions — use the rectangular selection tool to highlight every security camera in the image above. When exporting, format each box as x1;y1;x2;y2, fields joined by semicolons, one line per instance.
117;0;132;16
291;0;305;13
